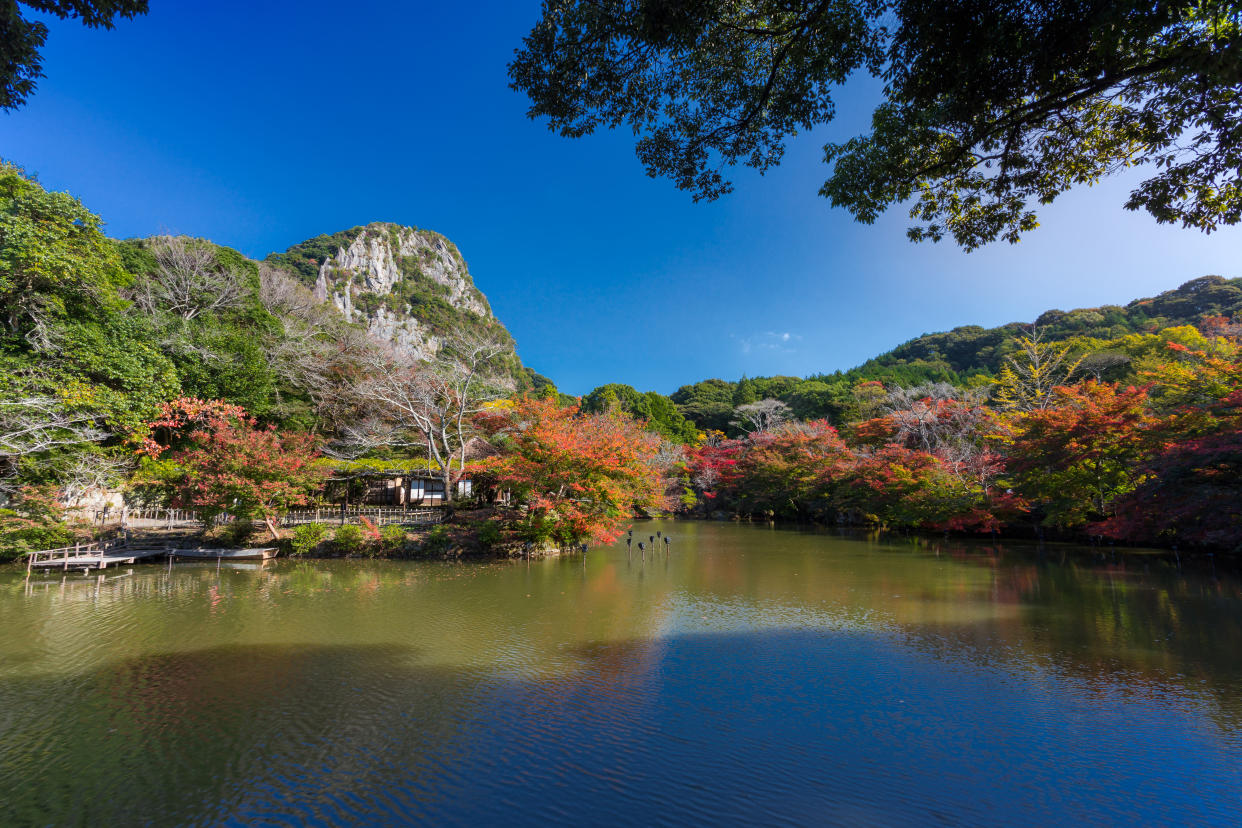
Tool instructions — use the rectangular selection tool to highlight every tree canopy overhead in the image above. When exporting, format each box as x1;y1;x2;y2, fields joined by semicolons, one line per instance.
0;1;148;110
510;0;1242;248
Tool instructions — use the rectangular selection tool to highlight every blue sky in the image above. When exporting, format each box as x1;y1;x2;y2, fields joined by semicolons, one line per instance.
3;1;1239;395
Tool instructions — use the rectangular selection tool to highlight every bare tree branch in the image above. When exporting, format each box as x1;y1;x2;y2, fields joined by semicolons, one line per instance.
732;398;792;433
258;264;378;426
131;235;246;321
348;329;511;501
0;395;109;492
59;451;132;506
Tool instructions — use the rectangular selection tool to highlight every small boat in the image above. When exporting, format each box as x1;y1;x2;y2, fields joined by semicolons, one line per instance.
171;547;279;561
173;560;270;572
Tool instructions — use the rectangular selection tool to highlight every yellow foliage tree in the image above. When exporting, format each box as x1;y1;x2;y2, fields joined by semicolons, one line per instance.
993;330;1084;412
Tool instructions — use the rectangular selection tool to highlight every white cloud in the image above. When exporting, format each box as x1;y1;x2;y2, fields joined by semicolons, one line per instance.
733;331;801;355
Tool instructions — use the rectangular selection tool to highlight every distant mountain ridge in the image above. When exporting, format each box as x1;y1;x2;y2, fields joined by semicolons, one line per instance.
853;275;1242;382
664;275;1242;433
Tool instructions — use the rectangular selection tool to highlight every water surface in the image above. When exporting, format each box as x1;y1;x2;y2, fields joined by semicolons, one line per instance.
2;521;1240;826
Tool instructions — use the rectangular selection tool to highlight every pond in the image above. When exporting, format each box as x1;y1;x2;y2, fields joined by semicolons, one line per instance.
2;521;1240;826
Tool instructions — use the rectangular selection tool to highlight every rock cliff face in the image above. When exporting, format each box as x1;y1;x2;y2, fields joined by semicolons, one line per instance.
270;223;509;363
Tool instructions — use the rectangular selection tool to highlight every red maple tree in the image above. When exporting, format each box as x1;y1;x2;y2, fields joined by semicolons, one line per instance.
138;397;328;540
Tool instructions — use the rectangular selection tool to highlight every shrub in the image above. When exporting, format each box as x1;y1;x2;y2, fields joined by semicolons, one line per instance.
379;524;408;554
359;515;381;540
219;519;256;547
478;519;501;547
290;523;329;557
333;524;366;556
421;524;451;555
0;509;74;562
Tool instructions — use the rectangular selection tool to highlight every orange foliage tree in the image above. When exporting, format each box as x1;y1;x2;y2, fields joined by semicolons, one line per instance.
1001;382;1160;528
479;397;665;546
1096;347;1242;548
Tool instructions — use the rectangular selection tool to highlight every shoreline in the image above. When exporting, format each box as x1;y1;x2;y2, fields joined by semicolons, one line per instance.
9;510;1231;569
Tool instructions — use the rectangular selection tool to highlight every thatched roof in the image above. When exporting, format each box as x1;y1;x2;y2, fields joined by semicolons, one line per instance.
462;437;502;462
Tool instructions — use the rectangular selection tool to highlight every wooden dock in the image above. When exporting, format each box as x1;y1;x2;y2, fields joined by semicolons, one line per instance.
25;541;172;573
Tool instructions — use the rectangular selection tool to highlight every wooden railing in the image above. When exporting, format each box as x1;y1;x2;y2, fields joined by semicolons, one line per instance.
22;538;207;572
23;538;127;572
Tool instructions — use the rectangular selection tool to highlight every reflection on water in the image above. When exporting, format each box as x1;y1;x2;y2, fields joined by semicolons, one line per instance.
1;522;1240;826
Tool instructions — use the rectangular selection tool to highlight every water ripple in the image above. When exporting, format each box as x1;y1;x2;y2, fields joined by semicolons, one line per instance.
1;524;1241;826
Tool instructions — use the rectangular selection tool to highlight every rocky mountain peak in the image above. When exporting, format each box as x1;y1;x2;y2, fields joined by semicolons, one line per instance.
270;222;505;362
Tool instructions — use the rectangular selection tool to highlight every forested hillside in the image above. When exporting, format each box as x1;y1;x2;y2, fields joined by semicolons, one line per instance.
859;276;1242;377
0;162;549;514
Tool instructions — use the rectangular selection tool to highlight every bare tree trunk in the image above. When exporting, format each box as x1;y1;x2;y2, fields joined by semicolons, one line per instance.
263;514;281;542
441;464;454;505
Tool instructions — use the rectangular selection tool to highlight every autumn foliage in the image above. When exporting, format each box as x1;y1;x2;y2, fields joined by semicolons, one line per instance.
1003;382;1159;529
124;334;1242;553
685;338;1242;550
137;397;328;539
1095;389;1242;547
690;419;1022;533
478;397;665;546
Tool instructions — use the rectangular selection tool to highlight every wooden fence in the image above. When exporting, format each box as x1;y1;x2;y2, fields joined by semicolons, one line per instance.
280;506;444;527
82;505;445;531
91;507;235;529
